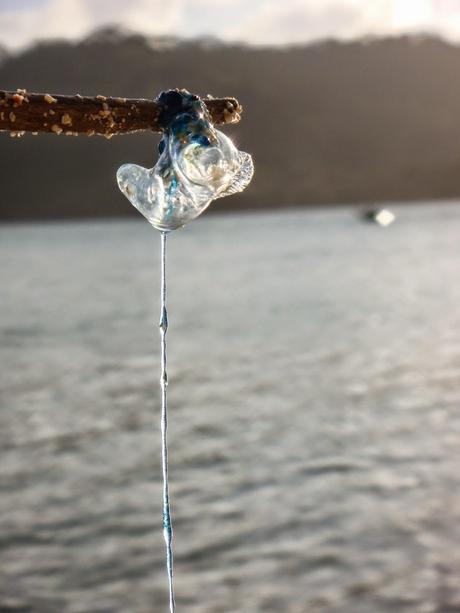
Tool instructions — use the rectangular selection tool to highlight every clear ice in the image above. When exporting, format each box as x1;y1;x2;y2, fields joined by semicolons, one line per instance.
117;90;254;231
116;90;253;612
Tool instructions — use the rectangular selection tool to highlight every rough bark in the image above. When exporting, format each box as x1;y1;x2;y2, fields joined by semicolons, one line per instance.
0;89;242;138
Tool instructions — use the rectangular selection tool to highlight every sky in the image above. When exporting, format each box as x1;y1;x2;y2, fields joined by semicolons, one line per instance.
1;0;460;51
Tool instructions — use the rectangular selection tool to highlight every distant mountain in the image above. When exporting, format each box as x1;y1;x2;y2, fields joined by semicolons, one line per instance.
1;30;460;220
0;45;8;66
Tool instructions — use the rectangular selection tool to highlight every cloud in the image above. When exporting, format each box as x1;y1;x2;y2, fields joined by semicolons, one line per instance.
227;0;391;45
2;0;460;52
225;0;460;46
0;0;183;50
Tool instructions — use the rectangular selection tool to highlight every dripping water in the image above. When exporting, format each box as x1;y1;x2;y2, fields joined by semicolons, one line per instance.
158;230;175;612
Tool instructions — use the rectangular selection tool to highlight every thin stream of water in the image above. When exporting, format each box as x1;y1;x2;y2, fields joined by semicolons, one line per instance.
159;230;175;612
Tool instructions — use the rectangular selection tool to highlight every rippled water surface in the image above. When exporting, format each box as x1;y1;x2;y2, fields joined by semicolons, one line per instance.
1;204;460;612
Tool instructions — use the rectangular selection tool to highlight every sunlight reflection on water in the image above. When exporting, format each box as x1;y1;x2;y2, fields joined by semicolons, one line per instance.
1;203;460;611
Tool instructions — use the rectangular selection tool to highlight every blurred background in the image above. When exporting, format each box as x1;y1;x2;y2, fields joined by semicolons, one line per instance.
2;1;460;611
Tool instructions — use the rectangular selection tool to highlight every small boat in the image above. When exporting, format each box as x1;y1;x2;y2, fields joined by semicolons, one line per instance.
361;208;395;226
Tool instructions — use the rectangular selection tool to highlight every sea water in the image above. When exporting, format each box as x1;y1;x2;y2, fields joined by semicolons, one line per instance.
1;203;460;611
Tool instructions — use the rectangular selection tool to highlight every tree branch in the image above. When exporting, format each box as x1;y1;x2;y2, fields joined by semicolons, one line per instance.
0;89;242;138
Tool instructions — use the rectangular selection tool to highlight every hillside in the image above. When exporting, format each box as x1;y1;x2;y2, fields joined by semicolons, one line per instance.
1;30;460;220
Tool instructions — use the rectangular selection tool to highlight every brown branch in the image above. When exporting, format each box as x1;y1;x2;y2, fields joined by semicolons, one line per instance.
0;89;242;138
